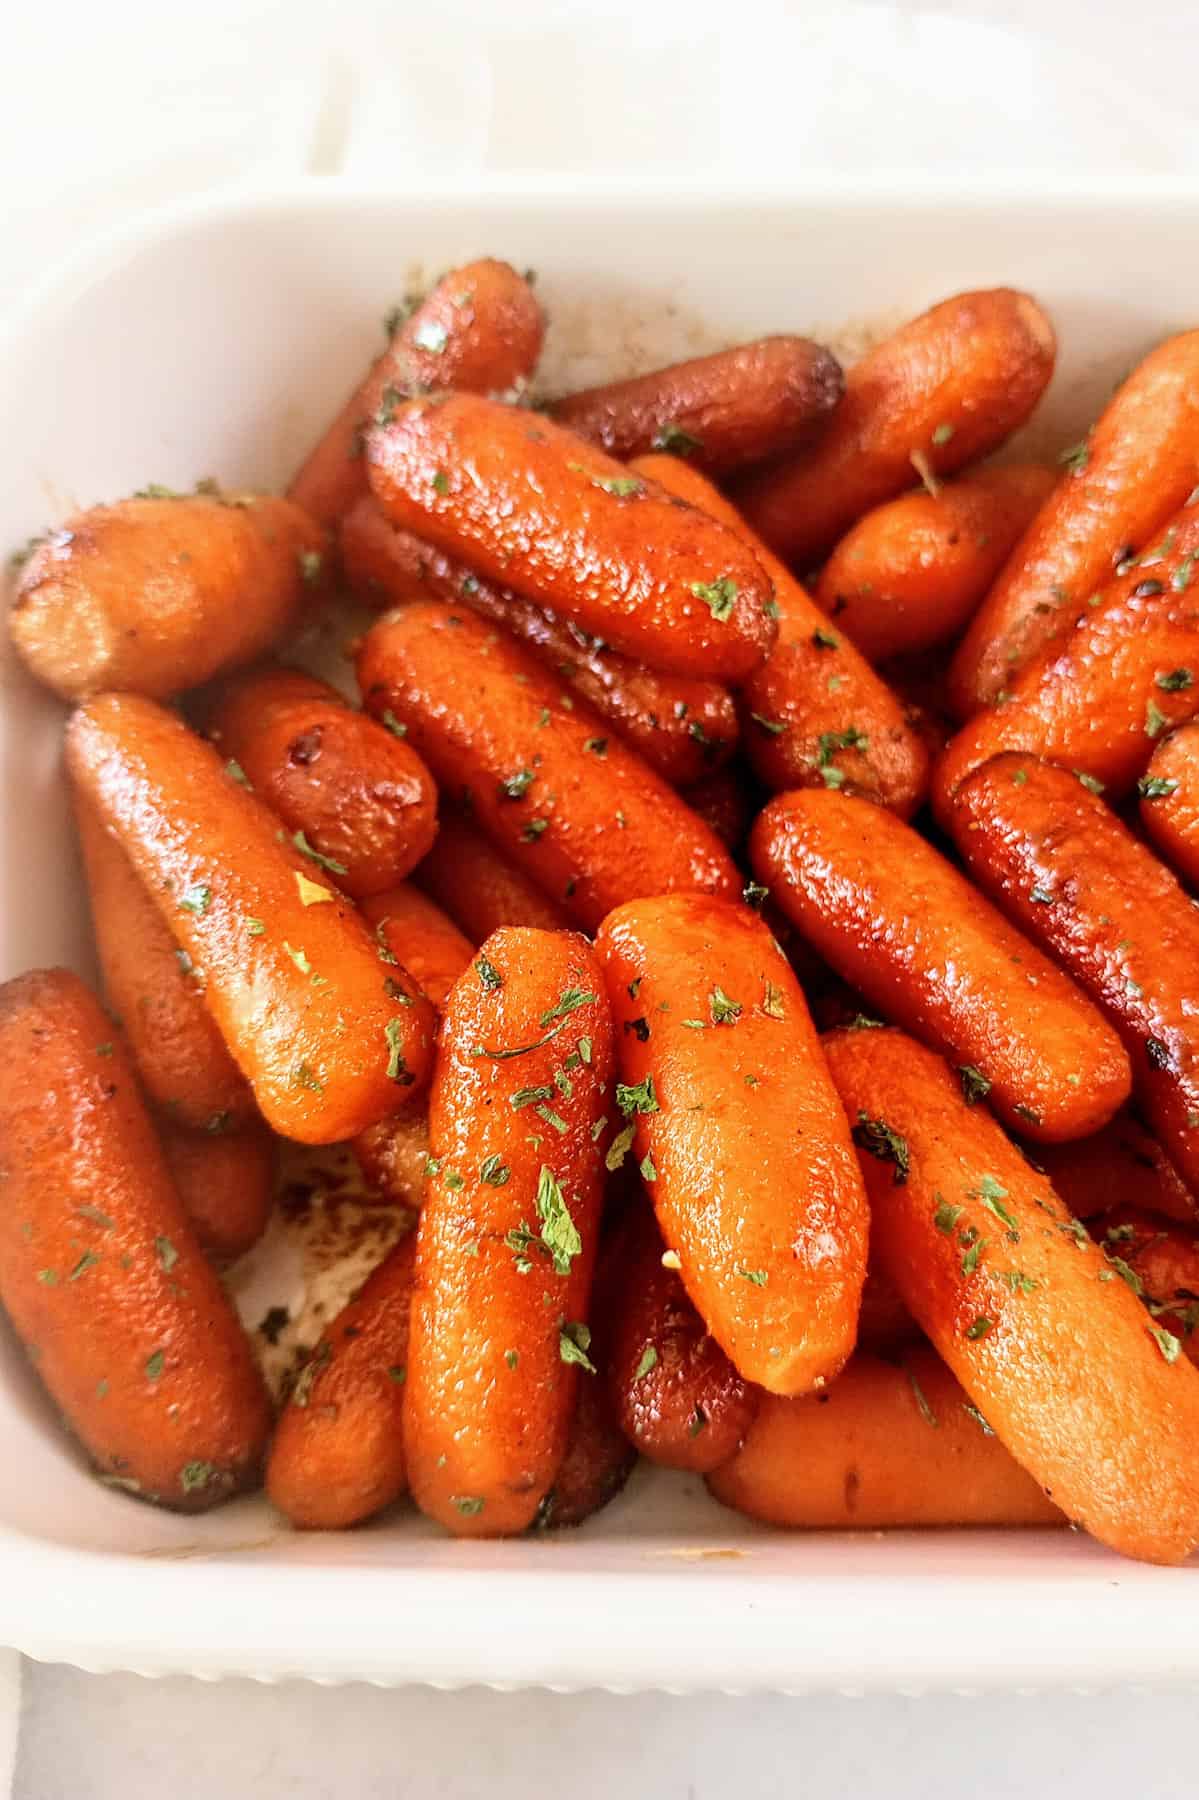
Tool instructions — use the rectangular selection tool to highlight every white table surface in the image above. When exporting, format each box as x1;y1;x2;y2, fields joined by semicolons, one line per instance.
4;0;1198;1791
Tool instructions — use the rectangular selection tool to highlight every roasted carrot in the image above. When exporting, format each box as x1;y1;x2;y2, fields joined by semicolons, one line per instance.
73;793;252;1131
356;601;739;932
815;465;1056;664
680;765;754;851
1033;1112;1196;1227
266;1233;416;1529
339;496;739;785
352;1110;431;1211
404;929;614;1536
365;393;776;681
708;1350;1062;1530
533;1376;637;1530
604;1203;757;1472
751;788;1130;1142
633;453;929;817
66;694;434;1144
288;258;545;527
595;894;868;1395
935;497;1199;815
0;970;270;1509
734;289;1056;564
1093;1205;1199;1367
823;1023;1199;1564
950;330;1199;713
1139;721;1199;886
414;809;571;939
160;1118;275;1264
358;885;474;1011
949;753;1199;1192
856;1254;920;1354
9;493;326;702
548;335;844;474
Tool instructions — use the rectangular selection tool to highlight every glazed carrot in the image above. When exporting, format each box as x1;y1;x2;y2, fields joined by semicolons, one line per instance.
207;665;437;901
66;694;434;1144
0;970;270;1509
160;1118;275;1263
1139;720;1199;885
823;1024;1199;1564
1034;1113;1196;1227
404;929;614;1537
534;1377;636;1530
595;894;868;1395
352;1110;431;1211
339;496;739;785
414;810;571;938
815;465;1057;664
950;330;1199;713
949;753;1199;1192
365;393;776;681
1093;1206;1199;1366
356;602;738;932
288;258;545;527
935;497;1199;815
266;1234;416;1529
604;1203;757;1472
9;493;326;701
680;765;754;851
856;1254;920;1354
708;1350;1062;1530
751;788;1130;1141
734;289;1056;564
548;335;844;474
73;795;252;1131
633;453;929;817
359;885;474;1011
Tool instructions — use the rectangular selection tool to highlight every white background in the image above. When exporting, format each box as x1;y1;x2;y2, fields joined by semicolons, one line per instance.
3;0;1198;1791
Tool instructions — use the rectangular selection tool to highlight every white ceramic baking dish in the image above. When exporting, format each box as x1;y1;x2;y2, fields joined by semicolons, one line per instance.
2;176;1198;1692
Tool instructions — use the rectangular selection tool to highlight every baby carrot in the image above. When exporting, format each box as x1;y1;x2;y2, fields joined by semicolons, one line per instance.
358;885;474;1012
1034;1113;1196;1228
1139;720;1199;886
1092;1206;1199;1366
352;1111;431;1212
532;1374;636;1531
414;810;571;938
680;764;754;851
159;1118;275;1264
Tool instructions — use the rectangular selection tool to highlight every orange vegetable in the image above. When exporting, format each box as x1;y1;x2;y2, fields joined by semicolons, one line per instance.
815;465;1056;664
751;788;1130;1141
1139;720;1199;886
0;970;270;1510
633;453;929;818
266;1234;416;1529
9;493;326;701
680;764;754;851
352;1111;431;1211
533;1375;636;1531
160;1118;275;1264
1093;1205;1199;1366
365;393;776;681
548;335;844;474
823;1023;1199;1564
356;601;739;932
734;289;1056;564
708;1350;1062;1530
404;929;614;1536
950;330;1199;714
339;496;739;785
288;258;545;527
358;884;474;1012
1034;1112;1196;1227
414;809;572;939
595;894;868;1395
66;694;434;1144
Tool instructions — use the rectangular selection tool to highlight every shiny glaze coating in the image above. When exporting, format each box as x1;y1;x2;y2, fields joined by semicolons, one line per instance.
364;393;776;681
534;1373;636;1530
950;753;1199;1191
355;602;739;932
66;694;434;1144
951;330;1199;714
734;289;1056;564
548;334;844;475
936;496;1199;815
208;665;437;900
815;465;1056;664
413;809;571;939
160;1118;276;1264
595;894;868;1395
339;496;739;786
405;929;614;1536
359;884;474;1012
634;454;929;817
823;1024;1199;1564
1139;720;1199;886
1034;1111;1196;1227
709;1349;1062;1530
604;1203;757;1472
267;1234;417;1529
9;494;326;701
1095;1205;1199;1368
288;258;545;527
73;792;252;1130
751;787;1130;1142
0;970;270;1509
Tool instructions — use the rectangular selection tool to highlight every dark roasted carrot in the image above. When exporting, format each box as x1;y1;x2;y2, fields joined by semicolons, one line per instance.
680;765;755;851
365;393;776;681
352;1111;431;1211
66;694;434;1144
751;788;1130;1141
358;884;474;1012
414;809;571;938
823;1023;1199;1564
1093;1205;1199;1366
1139;720;1199;886
1034;1113;1196;1227
734;289;1056;564
0;969;270;1509
533;1375;637;1531
160;1118;275;1263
